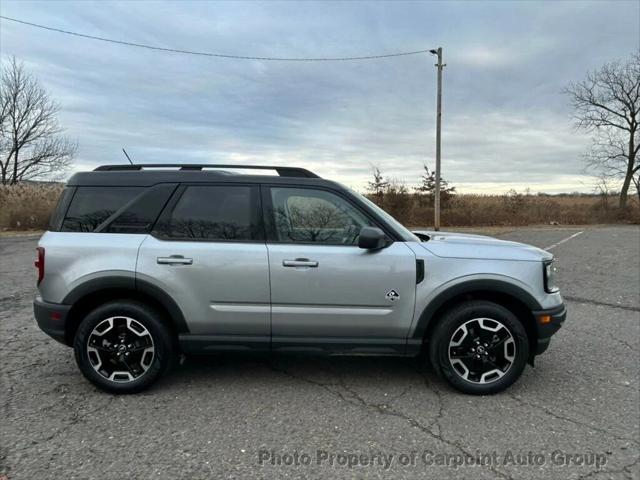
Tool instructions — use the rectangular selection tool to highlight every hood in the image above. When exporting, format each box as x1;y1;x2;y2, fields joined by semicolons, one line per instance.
412;230;553;262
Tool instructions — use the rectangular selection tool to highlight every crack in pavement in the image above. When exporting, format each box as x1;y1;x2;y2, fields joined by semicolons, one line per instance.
3;379;90;425
564;296;640;313
604;330;638;352
0;294;23;304
2;359;50;377
576;456;640;480
269;361;515;480
506;393;639;446
416;371;447;436
27;395;117;447
2;384;117;474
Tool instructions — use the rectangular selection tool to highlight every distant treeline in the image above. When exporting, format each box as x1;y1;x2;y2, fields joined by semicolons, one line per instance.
0;183;638;232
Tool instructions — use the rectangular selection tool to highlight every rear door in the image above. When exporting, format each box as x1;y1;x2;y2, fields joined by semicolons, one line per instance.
264;185;417;352
136;183;270;339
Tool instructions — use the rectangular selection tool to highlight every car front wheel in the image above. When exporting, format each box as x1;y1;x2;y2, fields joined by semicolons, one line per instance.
429;300;529;395
74;300;174;394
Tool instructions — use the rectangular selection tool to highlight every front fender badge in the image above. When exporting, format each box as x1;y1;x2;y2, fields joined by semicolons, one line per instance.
385;289;400;302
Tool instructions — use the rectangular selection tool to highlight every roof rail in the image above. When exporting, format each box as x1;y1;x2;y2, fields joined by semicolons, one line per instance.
93;164;319;178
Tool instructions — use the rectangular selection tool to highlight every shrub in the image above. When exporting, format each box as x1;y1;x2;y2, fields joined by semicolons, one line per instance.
0;183;64;231
367;191;639;227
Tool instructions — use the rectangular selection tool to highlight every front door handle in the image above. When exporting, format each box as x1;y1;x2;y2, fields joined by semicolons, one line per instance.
157;255;193;265
283;258;319;268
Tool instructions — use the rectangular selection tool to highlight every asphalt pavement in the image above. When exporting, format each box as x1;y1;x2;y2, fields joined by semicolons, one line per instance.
1;225;638;479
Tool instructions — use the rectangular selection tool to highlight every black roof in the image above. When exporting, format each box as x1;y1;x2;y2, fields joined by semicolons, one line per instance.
63;163;416;242
67;164;329;187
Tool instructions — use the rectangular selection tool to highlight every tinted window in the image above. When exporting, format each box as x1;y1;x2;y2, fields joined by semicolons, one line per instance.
62;187;143;232
105;184;177;234
269;188;371;244
48;187;75;231
156;185;260;241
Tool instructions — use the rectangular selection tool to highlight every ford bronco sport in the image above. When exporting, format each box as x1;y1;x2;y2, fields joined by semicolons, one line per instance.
33;164;566;394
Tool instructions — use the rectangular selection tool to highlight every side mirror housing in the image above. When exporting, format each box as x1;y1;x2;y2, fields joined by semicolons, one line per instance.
358;226;387;250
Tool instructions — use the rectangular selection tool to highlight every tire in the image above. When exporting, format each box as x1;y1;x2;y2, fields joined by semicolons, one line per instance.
429;300;529;395
73;300;175;394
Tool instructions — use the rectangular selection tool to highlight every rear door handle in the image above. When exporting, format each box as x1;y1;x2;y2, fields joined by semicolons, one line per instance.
283;258;319;268
157;255;193;265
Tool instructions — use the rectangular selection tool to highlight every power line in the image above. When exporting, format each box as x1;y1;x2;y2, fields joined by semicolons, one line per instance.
0;15;430;61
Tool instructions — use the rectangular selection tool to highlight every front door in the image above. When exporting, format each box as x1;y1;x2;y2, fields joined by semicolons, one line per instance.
264;186;416;352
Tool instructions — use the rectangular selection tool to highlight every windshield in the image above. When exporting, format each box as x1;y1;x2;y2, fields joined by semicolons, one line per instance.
348;188;420;242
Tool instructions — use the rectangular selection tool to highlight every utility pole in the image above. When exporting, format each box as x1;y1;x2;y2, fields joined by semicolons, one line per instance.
430;48;445;230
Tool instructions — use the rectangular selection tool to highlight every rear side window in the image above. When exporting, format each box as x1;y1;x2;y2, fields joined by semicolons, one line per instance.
61;187;143;232
154;185;261;241
104;184;177;234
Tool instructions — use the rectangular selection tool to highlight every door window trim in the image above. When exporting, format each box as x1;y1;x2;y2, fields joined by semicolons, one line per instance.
151;182;266;243
261;184;394;246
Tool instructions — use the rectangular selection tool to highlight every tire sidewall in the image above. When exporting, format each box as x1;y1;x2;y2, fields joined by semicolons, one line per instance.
74;300;172;394
432;301;529;395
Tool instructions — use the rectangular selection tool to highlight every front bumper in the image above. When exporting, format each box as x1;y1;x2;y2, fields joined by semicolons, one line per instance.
34;297;71;346
531;303;567;355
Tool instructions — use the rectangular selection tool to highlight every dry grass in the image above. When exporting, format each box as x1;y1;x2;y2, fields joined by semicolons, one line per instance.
0;184;638;233
0;183;64;231
372;190;640;227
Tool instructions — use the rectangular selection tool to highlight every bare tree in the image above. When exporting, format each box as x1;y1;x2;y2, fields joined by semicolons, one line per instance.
0;56;76;185
565;52;640;208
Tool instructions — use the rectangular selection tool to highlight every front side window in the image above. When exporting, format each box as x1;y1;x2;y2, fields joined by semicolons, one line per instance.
62;187;143;232
269;187;372;245
155;185;261;241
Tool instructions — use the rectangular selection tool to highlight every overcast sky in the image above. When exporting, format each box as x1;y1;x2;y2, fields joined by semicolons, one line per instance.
1;1;638;193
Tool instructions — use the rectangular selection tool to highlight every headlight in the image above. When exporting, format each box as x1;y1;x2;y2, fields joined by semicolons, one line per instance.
544;260;559;293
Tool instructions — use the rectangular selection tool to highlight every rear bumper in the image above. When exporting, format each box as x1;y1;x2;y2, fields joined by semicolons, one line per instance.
33;297;71;346
532;303;567;355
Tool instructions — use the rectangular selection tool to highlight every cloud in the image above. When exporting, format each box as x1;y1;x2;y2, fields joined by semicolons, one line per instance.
455;46;518;68
0;0;637;193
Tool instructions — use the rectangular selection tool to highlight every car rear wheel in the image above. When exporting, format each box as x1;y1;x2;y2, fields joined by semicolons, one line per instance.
74;300;174;393
429;300;529;395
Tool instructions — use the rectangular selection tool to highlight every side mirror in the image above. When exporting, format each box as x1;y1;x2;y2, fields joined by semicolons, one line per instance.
358;226;387;250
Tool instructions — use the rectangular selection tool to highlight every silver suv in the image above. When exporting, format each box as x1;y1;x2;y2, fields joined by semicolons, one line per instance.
33;164;566;395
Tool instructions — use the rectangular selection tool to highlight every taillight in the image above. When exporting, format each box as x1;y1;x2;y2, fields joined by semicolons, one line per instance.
35;247;45;285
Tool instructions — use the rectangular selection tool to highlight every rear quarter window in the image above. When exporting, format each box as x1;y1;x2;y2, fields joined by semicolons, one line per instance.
61;187;143;232
48;187;75;231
